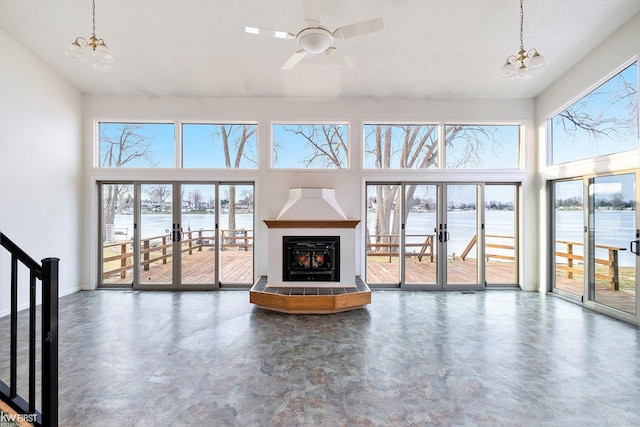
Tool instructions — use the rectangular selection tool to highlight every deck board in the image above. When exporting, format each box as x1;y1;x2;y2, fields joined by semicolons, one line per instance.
366;257;516;285
555;273;636;314
104;250;253;286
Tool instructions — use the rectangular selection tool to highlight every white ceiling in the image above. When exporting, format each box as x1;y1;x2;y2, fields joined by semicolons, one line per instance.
1;0;639;99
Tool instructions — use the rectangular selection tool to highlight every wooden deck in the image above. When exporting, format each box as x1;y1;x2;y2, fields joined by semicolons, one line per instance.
366;257;516;285
368;259;636;313
102;247;635;315
555;273;636;314
104;250;253;286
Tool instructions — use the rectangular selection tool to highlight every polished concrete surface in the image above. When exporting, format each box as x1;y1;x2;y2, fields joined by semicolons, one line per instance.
21;290;640;425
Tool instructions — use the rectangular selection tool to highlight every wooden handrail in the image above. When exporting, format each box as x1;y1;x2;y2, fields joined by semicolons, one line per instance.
366;234;434;262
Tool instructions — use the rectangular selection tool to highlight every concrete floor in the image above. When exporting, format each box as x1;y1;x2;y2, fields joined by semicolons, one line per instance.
7;289;640;426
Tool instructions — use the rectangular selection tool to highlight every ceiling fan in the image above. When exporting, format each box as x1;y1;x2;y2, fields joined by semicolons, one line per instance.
245;0;384;70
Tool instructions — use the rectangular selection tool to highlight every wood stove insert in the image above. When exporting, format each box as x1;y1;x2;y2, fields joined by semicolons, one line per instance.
283;236;340;282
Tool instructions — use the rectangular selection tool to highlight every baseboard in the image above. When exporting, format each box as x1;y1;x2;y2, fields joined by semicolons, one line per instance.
0;286;81;317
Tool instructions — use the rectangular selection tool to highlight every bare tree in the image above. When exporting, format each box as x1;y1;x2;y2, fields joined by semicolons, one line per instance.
216;125;256;233
190;189;203;209
146;185;171;212
282;125;348;168
239;188;254;209
555;69;638;146
101;124;157;237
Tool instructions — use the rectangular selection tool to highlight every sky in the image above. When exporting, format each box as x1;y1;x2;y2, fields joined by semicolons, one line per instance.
551;62;638;164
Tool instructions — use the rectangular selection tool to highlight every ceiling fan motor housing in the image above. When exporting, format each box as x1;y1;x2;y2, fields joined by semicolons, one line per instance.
298;28;333;54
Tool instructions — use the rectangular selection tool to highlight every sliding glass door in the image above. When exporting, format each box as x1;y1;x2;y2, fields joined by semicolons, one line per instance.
99;181;254;289
180;184;217;285
218;183;254;285
553;180;585;298
404;184;438;286
588;173;637;315
366;182;518;289
101;183;134;286
139;183;175;285
445;184;481;287
552;172;639;318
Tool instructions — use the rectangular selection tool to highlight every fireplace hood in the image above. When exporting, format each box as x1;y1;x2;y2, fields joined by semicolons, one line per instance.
277;188;347;220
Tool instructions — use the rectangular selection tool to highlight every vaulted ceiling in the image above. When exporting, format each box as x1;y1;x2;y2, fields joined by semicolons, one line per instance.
1;0;639;99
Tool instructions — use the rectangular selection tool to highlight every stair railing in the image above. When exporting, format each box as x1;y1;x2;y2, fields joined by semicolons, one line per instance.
0;232;58;427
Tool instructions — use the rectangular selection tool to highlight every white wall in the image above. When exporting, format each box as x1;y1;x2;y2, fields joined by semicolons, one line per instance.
83;95;536;290
0;27;83;315
535;12;640;294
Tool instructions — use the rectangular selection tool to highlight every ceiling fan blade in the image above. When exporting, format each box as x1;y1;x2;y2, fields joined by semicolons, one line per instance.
282;50;308;70
332;18;384;39
245;26;295;39
302;0;321;25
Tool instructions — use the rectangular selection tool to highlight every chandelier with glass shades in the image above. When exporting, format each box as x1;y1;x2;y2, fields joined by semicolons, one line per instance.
65;0;114;72
500;0;547;80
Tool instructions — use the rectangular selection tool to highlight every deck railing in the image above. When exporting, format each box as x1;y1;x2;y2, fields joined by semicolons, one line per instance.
0;232;58;427
460;234;515;262
367;234;434;262
367;232;626;290
459;234;625;290
555;240;626;290
102;229;252;280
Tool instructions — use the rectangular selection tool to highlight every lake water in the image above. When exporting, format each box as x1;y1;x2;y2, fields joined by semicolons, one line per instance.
113;209;637;266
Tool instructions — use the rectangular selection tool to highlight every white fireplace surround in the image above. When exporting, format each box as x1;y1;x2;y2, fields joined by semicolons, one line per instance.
265;188;358;288
276;187;347;220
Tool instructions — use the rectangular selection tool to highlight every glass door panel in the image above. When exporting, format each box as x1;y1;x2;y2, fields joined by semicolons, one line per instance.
589;174;636;314
180;184;216;285
553;180;584;296
101;183;134;285
404;184;438;285
484;185;517;285
139;184;174;285
366;184;402;285
218;184;254;285
446;184;480;286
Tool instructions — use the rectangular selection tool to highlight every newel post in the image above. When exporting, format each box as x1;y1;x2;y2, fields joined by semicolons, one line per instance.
41;257;59;427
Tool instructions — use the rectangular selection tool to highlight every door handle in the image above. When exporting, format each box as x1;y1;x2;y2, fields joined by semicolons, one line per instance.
444;231;450;242
631;240;640;255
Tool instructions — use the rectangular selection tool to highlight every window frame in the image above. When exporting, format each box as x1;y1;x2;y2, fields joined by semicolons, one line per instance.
546;59;639;167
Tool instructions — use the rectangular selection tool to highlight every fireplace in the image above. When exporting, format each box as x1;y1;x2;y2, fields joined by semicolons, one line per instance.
283;236;340;282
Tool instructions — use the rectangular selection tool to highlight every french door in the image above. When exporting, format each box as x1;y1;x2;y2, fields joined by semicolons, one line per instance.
100;181;254;289
366;182;518;288
553;172;639;319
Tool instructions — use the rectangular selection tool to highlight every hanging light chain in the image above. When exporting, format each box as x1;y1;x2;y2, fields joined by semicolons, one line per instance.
519;0;525;51
91;0;97;37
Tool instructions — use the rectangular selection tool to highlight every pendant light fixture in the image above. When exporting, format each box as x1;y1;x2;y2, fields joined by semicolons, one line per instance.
499;0;547;80
65;0;114;72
